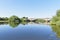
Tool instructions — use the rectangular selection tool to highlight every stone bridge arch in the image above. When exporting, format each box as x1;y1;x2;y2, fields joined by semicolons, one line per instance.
43;18;51;23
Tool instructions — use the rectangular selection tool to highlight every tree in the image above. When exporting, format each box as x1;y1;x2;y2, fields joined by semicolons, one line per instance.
8;15;21;27
50;16;58;24
56;10;60;16
50;10;60;38
20;17;29;22
50;10;60;24
9;15;21;22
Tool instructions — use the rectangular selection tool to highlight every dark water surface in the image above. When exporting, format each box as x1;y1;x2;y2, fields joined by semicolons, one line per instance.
0;24;60;40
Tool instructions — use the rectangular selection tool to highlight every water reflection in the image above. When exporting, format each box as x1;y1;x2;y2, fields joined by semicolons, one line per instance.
21;22;28;25
0;22;28;28
0;22;60;39
0;22;60;40
51;25;60;38
8;21;20;28
0;22;8;25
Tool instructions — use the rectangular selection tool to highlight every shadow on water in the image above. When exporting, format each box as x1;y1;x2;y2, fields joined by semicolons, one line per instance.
50;24;60;38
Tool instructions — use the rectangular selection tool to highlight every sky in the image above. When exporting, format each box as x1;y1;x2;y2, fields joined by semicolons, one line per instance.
0;0;60;18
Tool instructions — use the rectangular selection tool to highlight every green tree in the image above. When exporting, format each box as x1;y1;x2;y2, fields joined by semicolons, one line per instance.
20;17;28;22
9;15;21;23
8;15;21;27
50;16;59;24
56;10;60;16
50;10;60;38
50;10;60;25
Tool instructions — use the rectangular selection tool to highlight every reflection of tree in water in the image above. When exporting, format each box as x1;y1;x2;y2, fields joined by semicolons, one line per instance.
0;22;8;25
21;22;28;25
51;25;60;38
8;21;20;28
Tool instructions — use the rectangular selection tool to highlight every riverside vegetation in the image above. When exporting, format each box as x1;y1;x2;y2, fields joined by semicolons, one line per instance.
50;10;60;38
50;10;60;25
0;10;60;26
0;16;46;23
0;10;60;38
0;9;60;27
0;15;46;27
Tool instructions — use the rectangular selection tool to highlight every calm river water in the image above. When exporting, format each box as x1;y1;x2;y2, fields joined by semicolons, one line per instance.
0;24;60;40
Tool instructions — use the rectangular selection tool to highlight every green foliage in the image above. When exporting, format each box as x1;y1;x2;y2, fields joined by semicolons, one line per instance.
20;18;25;22
56;10;60;16
56;21;60;26
20;17;28;22
51;25;60;38
50;10;60;38
9;15;21;22
21;22;28;25
8;15;21;27
9;21;20;28
0;17;8;21
50;16;58;24
50;10;60;25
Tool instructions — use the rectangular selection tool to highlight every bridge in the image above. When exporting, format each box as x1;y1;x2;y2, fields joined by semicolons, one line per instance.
29;18;51;23
43;18;51;23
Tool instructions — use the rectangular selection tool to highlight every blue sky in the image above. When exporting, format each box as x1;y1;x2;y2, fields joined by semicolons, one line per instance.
0;0;60;18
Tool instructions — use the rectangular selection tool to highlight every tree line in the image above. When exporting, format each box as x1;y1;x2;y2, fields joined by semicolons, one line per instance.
0;15;46;23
